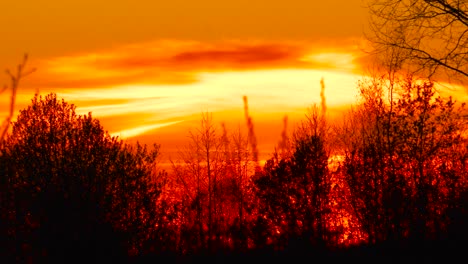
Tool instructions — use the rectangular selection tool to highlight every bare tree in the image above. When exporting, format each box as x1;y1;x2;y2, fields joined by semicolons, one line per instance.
224;125;255;250
366;0;467;84
171;112;230;252
338;69;468;245
0;54;36;145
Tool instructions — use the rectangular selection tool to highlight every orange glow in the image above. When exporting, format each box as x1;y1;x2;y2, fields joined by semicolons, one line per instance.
3;39;466;161
300;52;358;71
1;1;468;257
25;40;363;89
0;40;365;154
110;120;182;139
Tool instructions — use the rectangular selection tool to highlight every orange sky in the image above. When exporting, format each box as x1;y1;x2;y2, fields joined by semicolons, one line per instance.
0;1;368;65
1;1;467;162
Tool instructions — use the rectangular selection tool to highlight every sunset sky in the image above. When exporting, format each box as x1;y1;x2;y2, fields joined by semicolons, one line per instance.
1;0;467;161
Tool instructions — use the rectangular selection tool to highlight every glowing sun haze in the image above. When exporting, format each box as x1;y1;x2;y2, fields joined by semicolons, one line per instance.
3;39;365;158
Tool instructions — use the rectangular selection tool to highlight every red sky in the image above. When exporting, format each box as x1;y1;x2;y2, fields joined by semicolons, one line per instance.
1;0;466;162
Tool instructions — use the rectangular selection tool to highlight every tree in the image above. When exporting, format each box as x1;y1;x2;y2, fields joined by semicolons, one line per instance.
367;0;468;83
171;112;225;253
253;105;336;250
224;125;256;251
0;93;164;261
170;113;257;254
338;72;468;245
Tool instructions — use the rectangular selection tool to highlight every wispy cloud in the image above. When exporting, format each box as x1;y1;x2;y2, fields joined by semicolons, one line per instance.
25;39;363;91
110;120;183;139
5;39;366;144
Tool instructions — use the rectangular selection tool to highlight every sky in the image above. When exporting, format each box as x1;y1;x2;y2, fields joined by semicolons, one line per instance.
1;0;466;162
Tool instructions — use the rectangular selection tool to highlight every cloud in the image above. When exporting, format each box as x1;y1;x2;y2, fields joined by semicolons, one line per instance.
24;39;364;91
165;44;303;69
85;41;309;71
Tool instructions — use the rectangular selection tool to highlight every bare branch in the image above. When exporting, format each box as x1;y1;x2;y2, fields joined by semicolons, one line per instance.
367;0;468;85
0;54;36;145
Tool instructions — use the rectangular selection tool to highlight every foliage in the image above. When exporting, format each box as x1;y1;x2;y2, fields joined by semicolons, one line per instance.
253;106;337;250
0;93;165;261
170;113;256;254
339;73;468;244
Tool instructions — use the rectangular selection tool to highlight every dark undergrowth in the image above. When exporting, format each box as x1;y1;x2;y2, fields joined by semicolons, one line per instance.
128;238;468;264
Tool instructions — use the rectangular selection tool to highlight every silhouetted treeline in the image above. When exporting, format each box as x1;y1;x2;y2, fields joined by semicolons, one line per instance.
1;74;467;263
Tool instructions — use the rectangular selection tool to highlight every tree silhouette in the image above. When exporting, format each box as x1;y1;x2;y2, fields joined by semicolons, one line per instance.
224;126;255;252
170;113;258;255
253;105;336;251
339;73;468;246
366;0;468;83
0;93;165;262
